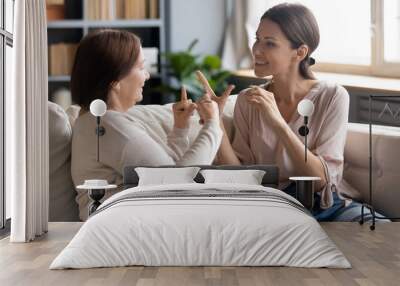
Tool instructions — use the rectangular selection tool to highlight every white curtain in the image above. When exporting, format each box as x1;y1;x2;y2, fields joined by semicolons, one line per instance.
7;0;49;242
221;0;274;70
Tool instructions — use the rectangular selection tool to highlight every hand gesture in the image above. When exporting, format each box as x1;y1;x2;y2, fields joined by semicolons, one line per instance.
245;85;286;128
195;70;235;116
196;92;219;124
172;86;197;129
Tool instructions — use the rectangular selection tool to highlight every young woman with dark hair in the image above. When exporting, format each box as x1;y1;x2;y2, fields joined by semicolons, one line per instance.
71;30;222;220
200;3;372;221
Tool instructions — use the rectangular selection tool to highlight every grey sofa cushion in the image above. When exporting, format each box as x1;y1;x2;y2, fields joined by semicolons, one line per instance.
344;123;400;217
48;102;79;221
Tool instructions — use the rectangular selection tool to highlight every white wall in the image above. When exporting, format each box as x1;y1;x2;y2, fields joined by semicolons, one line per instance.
168;0;226;56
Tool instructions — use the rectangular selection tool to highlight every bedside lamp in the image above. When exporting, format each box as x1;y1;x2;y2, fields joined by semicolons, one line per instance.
76;99;116;216
297;99;314;163
290;99;319;211
90;99;107;162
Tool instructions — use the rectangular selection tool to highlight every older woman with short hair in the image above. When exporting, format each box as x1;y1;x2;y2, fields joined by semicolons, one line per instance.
71;30;222;220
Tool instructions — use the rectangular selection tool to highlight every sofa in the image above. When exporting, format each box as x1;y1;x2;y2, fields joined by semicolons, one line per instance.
49;95;400;221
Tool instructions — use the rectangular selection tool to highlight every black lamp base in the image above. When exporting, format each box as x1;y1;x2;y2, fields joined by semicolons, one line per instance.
88;189;105;216
290;177;321;212
295;180;315;211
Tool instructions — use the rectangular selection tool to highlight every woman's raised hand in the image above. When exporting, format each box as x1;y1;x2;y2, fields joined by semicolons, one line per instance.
172;86;197;129
195;70;235;116
245;85;286;128
196;92;219;124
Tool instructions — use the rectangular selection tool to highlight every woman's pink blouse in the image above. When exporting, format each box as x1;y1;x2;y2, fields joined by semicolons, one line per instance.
232;81;359;209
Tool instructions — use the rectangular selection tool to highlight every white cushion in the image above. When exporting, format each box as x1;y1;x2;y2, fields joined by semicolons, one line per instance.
65;104;81;126
135;167;201;186
200;169;266;185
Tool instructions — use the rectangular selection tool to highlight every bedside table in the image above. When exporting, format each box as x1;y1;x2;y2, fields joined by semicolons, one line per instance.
77;180;117;216
289;176;321;210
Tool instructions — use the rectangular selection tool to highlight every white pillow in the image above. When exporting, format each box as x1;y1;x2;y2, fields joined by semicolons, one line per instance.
200;169;266;185
135;167;201;186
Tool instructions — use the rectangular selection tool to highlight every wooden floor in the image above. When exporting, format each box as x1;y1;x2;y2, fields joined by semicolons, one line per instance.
1;222;399;286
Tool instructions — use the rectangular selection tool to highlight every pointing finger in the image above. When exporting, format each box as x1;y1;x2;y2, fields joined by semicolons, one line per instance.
222;84;235;99
195;70;217;98
180;86;188;103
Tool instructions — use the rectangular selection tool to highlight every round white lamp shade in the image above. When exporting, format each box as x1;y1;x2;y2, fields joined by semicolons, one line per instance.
90;99;107;117
297;99;314;117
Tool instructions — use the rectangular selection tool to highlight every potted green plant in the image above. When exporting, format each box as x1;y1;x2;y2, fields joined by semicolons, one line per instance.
159;39;231;102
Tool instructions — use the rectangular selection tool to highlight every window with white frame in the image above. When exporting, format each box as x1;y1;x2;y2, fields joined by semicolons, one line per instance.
248;0;400;78
1;0;14;230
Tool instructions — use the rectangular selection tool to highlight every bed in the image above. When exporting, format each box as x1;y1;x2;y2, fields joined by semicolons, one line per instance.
50;165;350;269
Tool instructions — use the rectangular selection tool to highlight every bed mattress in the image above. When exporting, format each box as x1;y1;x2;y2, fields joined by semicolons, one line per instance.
50;183;350;269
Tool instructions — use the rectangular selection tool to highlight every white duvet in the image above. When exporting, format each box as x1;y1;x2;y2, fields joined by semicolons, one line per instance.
50;183;351;269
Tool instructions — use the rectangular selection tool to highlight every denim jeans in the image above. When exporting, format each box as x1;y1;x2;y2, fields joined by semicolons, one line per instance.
283;182;348;221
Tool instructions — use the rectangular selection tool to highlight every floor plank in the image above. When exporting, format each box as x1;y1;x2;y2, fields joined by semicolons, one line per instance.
0;222;399;286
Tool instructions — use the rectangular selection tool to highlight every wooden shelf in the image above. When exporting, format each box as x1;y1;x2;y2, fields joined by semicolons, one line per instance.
47;20;84;29
315;72;400;95
49;74;161;82
47;0;167;104
47;19;163;29
233;69;400;95
49;75;71;82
